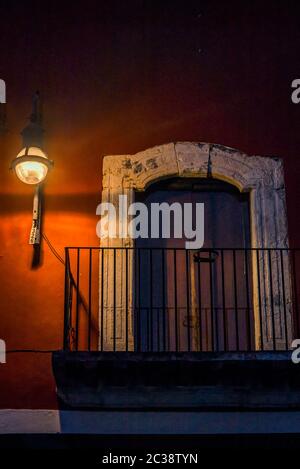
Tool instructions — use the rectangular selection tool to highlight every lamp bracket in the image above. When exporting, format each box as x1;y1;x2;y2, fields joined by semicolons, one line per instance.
29;185;42;245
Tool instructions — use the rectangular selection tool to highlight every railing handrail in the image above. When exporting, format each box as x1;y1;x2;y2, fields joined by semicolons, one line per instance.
64;246;300;251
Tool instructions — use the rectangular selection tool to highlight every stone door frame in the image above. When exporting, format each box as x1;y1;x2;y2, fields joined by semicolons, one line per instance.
100;142;293;351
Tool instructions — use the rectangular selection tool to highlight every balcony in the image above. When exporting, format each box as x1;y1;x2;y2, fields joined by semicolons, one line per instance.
62;247;299;352
52;247;300;409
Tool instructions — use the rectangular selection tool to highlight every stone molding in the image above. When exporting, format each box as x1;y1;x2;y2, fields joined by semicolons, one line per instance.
100;142;292;350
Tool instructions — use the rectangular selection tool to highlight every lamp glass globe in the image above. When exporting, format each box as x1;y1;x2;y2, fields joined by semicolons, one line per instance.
15;147;49;184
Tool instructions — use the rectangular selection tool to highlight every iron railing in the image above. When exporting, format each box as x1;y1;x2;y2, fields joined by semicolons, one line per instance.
63;248;300;352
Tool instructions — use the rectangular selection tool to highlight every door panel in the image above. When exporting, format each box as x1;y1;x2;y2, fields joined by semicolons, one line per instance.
135;178;252;351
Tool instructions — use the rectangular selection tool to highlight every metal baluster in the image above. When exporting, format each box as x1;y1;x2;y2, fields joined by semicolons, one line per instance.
233;250;239;351
268;250;276;350
162;249;166;352
197;254;202;352
137;248;141;352
209;250;215;351
150;249;153;352
186;250;191;351
292;250;300;340
221;249;227;351
125;248;129;352
88;248;92;351
174;249;179;351
63;248;70;350
100;249;104;351
244;249;251;351
280;249;288;350
75;248;80;351
256;249;263;350
113;248;116;352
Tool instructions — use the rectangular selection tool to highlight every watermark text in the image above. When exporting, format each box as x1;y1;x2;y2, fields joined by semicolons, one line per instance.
96;195;204;249
0;79;6;104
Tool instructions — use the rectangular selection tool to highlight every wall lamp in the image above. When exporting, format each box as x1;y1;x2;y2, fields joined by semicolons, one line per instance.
10;92;53;244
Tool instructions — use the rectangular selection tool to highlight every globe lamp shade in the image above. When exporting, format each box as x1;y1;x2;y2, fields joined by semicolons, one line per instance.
11;146;53;185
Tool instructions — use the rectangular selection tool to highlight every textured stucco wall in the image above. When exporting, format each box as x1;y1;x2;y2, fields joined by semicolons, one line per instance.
1;0;300;411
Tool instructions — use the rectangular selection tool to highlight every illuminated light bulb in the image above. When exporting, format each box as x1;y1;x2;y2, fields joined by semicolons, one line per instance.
12;146;52;185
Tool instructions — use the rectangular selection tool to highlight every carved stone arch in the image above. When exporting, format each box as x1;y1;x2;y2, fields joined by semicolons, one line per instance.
100;142;292;351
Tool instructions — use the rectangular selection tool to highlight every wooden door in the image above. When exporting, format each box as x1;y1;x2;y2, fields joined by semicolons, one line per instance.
135;178;252;351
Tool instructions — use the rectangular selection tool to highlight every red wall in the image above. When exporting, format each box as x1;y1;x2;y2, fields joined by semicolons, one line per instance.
0;0;300;409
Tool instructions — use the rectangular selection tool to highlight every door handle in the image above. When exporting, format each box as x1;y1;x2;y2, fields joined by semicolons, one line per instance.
193;249;219;263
